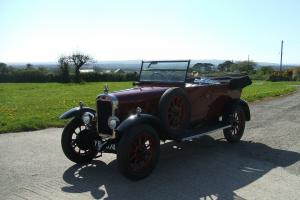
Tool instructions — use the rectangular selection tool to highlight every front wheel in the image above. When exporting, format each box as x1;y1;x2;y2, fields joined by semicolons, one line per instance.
61;118;97;164
223;105;246;143
117;124;160;181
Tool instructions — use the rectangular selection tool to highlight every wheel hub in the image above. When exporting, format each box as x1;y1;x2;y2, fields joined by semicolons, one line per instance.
232;121;238;127
76;130;94;150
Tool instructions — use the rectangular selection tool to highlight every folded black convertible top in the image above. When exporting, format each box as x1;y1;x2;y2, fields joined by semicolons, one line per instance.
228;76;252;89
210;75;252;89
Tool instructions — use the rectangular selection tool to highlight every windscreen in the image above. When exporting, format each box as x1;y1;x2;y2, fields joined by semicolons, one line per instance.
139;61;189;83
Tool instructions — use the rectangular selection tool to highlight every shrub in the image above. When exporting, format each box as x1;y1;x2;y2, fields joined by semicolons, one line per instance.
292;68;300;81
249;73;269;80
268;69;294;82
76;72;137;82
0;67;137;83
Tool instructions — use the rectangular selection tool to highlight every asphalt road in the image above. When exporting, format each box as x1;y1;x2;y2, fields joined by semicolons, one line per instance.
0;90;299;200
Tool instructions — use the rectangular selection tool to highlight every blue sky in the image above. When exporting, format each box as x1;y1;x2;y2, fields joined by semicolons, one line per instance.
0;0;299;64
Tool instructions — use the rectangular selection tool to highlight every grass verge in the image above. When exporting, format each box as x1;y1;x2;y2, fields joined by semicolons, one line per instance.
0;81;299;133
242;81;300;102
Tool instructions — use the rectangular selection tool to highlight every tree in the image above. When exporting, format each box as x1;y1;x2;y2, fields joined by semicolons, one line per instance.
218;61;233;72
0;63;8;74
260;66;274;75
192;63;213;73
24;63;34;71
68;52;93;82
230;61;256;74
58;56;70;83
26;63;32;68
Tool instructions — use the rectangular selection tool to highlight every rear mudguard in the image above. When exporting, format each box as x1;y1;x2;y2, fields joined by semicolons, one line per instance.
59;107;96;120
225;99;251;121
116;114;166;140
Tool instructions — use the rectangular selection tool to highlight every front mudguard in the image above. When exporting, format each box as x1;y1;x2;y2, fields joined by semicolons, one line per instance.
116;114;165;140
59;107;96;120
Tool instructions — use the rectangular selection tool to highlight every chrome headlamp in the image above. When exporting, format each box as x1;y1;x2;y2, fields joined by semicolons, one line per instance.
82;112;94;125
108;116;119;130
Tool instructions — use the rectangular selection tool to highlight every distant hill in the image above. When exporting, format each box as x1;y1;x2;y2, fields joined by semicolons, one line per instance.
5;59;298;70
5;62;57;68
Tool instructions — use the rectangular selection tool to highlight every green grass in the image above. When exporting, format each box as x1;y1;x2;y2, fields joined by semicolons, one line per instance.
0;81;299;133
242;81;300;102
0;82;132;133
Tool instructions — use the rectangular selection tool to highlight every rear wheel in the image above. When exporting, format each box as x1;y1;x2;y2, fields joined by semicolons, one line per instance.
117;124;160;181
61;118;97;164
223;105;246;143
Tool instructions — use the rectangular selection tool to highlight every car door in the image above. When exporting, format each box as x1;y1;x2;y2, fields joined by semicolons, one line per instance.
205;84;232;120
185;84;211;122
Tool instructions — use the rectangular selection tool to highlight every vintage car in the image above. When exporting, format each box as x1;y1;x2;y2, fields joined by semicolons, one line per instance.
59;60;252;180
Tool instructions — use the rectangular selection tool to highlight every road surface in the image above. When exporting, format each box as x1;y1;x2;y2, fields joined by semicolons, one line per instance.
0;90;299;200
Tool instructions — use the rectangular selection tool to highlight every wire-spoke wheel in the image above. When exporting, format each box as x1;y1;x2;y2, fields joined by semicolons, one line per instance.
117;124;160;181
128;134;155;172
223;105;246;143
61;118;97;164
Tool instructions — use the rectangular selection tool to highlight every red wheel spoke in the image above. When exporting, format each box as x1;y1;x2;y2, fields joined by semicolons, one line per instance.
165;95;188;129
128;133;155;172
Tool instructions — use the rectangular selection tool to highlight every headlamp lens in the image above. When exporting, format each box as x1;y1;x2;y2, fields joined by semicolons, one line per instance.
82;113;90;124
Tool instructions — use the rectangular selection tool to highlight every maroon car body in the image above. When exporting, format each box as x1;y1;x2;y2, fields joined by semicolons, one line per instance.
113;83;241;123
60;60;252;180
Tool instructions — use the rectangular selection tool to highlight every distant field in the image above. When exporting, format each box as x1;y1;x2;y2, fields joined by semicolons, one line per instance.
0;81;299;133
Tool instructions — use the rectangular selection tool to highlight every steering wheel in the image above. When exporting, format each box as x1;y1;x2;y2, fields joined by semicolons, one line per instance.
150;72;167;80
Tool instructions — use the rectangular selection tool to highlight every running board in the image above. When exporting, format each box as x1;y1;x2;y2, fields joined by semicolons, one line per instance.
176;122;231;141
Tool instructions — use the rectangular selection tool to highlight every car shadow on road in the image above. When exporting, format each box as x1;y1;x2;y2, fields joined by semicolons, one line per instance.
61;136;300;200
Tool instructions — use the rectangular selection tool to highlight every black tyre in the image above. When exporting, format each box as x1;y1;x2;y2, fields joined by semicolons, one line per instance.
117;124;160;181
61;118;97;164
223;105;246;143
159;87;191;138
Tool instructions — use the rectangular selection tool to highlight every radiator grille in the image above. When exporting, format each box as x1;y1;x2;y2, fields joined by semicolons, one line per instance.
97;100;113;135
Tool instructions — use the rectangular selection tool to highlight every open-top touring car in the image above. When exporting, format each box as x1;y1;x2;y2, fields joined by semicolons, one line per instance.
59;60;252;180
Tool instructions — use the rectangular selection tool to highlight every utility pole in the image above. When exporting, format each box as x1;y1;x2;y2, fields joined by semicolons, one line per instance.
280;40;283;71
248;54;250;66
